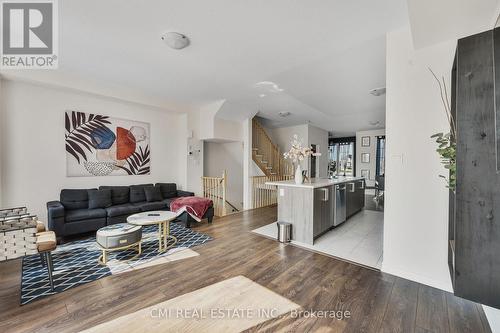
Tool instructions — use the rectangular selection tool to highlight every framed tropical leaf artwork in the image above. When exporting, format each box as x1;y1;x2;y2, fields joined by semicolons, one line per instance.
65;111;151;177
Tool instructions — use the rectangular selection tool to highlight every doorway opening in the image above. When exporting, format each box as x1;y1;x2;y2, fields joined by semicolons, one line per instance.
328;137;355;177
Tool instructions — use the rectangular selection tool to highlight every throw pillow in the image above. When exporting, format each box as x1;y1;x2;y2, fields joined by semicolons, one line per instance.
144;186;163;202
87;189;112;209
130;185;151;203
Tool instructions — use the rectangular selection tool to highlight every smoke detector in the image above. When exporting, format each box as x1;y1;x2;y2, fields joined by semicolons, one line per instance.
370;87;386;96
369;120;381;126
279;111;291;117
161;32;190;50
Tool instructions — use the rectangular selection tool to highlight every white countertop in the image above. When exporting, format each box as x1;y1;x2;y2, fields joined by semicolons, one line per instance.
266;176;365;189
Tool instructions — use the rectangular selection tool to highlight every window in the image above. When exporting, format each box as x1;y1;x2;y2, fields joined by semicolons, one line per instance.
376;136;386;176
328;137;355;176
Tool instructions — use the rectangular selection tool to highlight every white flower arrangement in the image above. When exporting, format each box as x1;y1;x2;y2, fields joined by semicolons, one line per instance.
283;134;321;164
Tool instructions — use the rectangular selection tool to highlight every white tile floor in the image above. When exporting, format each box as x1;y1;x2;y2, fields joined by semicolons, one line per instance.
252;209;384;269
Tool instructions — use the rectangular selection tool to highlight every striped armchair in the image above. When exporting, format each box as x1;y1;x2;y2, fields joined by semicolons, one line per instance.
0;207;57;291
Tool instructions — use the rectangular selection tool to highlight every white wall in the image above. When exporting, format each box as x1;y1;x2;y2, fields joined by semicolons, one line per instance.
178;113;188;193
187;101;244;197
306;124;329;178
242;118;253;209
264;123;328;177
266;124;309;165
204;141;244;211
356;129;386;187
213;117;243;142
186;109;204;196
0;80;186;218
384;26;455;291
198;100;243;143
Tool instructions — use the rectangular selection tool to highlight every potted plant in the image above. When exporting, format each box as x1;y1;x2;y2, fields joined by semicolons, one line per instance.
430;69;456;192
283;134;321;184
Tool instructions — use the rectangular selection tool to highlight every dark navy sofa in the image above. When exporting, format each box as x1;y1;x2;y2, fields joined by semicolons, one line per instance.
47;183;213;241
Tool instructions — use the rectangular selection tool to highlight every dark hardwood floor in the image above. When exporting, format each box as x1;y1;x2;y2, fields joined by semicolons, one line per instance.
0;206;491;333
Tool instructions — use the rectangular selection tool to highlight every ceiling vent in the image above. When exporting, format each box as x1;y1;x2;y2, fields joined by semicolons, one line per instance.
370;87;386;96
161;32;190;50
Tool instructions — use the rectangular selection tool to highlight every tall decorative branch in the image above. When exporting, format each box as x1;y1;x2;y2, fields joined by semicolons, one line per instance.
429;68;456;192
429;68;457;138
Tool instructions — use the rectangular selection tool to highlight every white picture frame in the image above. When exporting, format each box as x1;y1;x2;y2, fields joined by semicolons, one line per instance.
361;153;370;163
361;136;370;147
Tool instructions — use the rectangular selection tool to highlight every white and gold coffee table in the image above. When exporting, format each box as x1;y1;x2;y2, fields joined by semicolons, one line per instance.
127;211;178;252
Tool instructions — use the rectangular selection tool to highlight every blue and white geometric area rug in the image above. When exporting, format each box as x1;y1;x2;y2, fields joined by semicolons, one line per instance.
21;223;212;305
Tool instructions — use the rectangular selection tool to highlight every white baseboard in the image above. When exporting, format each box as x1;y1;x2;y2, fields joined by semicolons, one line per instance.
483;305;500;333
381;263;453;293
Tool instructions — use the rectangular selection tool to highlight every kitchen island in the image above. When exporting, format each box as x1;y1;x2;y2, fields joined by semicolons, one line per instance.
266;177;366;244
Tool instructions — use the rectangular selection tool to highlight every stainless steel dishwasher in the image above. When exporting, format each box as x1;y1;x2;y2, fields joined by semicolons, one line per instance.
334;184;347;226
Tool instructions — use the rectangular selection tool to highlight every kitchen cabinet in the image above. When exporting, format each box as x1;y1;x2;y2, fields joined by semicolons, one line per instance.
356;180;365;211
314;180;364;237
313;187;334;237
346;180;365;218
346;182;356;218
268;176;366;245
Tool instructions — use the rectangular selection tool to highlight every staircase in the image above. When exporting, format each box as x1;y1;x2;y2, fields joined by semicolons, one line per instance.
201;170;241;217
252;119;293;177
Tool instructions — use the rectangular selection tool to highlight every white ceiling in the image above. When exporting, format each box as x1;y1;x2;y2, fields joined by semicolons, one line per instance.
407;0;500;49
249;36;388;136
1;0;409;135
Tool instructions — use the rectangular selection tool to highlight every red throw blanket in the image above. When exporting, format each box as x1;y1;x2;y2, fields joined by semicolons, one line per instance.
170;196;213;221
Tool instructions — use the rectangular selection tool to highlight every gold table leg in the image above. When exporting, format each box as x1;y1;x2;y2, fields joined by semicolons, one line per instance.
164;220;177;250
158;222;163;252
98;240;142;265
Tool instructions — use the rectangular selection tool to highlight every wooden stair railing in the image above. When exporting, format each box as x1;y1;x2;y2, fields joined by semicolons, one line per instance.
252;119;293;177
201;170;228;217
251;174;293;208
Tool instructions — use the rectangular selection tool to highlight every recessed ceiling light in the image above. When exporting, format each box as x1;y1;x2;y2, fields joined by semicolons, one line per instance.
259;94;266;98
255;81;285;93
279;111;291;117
369;87;386;96
256;81;275;86
161;32;190;50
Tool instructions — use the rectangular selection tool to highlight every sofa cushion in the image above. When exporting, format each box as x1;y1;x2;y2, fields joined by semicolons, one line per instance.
132;201;168;212
88;189;112;209
105;203;141;218
60;189;91;210
99;186;130;205
156;183;177;198
162;198;175;209
64;218;106;236
129;184;153;203
145;186;163;202
66;208;107;222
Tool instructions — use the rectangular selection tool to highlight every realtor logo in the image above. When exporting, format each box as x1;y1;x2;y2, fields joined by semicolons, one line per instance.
1;0;58;69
